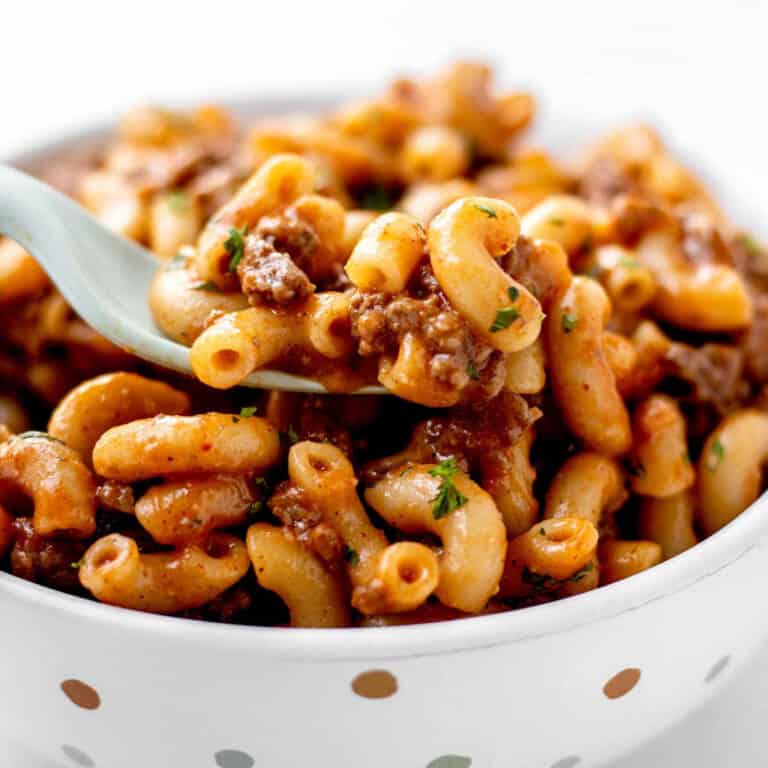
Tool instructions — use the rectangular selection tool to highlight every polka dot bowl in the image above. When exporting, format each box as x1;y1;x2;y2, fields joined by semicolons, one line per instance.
2;109;768;768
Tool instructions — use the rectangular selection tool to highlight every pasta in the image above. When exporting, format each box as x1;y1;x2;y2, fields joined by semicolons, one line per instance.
1;60;766;628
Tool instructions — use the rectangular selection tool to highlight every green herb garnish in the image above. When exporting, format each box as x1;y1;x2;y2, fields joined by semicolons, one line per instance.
343;546;360;566
167;190;189;213
508;286;520;302
239;406;259;418
466;360;479;380
247;501;263;517
358;185;395;211
561;313;578;334
225;224;248;272
192;281;222;292
549;217;565;226
708;439;725;471
428;457;468;520
522;561;594;593
738;234;762;257
70;559;83;570
474;203;497;219
490;306;520;332
281;426;299;445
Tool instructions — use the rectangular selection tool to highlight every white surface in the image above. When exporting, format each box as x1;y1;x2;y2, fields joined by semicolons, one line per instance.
2;1;767;765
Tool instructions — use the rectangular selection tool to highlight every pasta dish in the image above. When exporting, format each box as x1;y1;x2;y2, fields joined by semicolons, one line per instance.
0;62;766;627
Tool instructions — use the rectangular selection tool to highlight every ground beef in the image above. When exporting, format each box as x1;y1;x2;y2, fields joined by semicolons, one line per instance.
350;261;499;396
268;481;321;535
10;517;87;590
578;156;636;206
257;212;320;273
730;233;768;293
184;585;254;623
237;235;314;307
363;391;540;482
267;481;343;567
665;342;748;415
296;397;354;456
608;195;670;245
501;235;570;309
743;295;768;384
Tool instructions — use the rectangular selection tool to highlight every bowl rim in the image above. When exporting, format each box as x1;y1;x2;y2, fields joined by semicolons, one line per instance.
2;100;767;662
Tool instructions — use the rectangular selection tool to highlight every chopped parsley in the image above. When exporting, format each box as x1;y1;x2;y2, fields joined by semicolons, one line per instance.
343;545;360;566
247;501;264;517
358;185;395;211
474;203;497;219
239;405;259;418
224;225;248;272
253;476;268;489
192;281;222;292
167;190;189;213
399;465;413;478
521;561;594;593
19;431;66;445
539;526;546;535
508;286;520;302
548;217;565;226
490;306;520;332
708;438;725;471
231;416;240;423
561;313;578;334
738;234;762;257
70;559;83;570
281;426;299;445
466;360;479;381
428;457;468;520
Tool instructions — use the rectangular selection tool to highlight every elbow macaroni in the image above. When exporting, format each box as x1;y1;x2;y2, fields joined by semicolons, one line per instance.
546;276;632;456
365;464;507;613
2;61;767;627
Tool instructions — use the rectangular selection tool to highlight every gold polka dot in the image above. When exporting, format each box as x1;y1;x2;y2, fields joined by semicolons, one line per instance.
60;679;101;710
603;668;641;699
351;669;398;699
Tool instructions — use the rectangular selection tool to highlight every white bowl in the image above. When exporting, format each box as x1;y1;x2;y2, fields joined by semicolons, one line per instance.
2;105;767;768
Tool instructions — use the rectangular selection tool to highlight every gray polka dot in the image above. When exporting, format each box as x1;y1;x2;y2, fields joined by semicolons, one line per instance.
705;654;731;683
426;756;472;768
549;756;581;768
214;749;255;768
61;745;95;767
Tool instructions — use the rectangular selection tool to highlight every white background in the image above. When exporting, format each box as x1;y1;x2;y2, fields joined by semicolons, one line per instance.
2;1;768;764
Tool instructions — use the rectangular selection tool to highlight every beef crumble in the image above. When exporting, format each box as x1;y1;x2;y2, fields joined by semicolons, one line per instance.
350;260;501;396
237;235;314;306
10;517;87;590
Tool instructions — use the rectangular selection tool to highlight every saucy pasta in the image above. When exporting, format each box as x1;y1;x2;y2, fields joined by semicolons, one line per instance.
0;61;766;627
